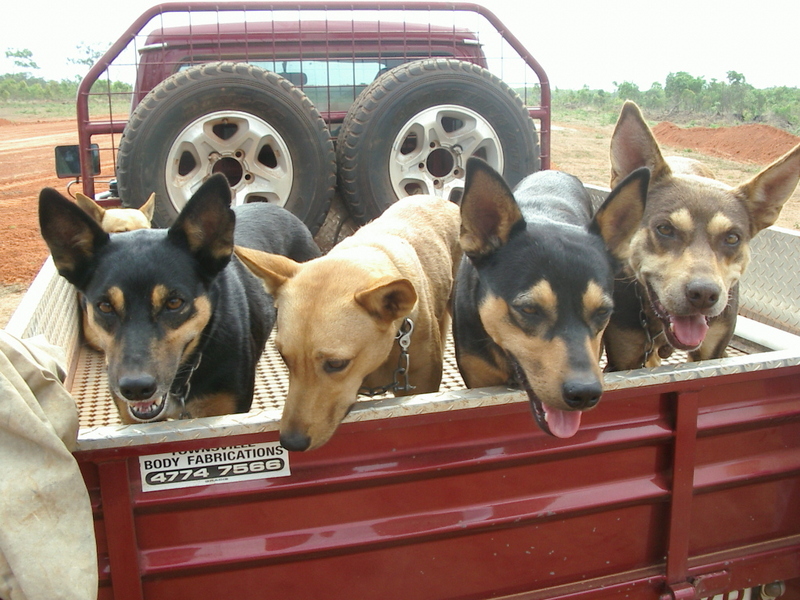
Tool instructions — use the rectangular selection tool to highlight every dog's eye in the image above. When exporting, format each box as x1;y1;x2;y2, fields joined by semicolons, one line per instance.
165;297;184;311
519;305;541;317
724;232;741;246
594;306;611;321
96;301;114;314
323;359;350;373
656;224;675;238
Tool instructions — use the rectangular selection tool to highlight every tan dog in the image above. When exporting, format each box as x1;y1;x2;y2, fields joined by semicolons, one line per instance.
76;192;155;233
605;100;800;370
236;195;462;451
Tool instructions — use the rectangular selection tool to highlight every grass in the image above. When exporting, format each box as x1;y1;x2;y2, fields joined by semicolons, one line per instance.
0;97;131;121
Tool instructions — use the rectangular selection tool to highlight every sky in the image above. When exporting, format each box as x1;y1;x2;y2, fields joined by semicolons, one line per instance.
2;0;798;91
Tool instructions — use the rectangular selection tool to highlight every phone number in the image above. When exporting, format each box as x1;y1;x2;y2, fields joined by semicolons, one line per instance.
145;458;286;486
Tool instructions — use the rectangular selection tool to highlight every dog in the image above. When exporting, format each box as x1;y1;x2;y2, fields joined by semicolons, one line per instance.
74;192;155;351
236;194;462;451
452;157;648;438
605;100;800;370
39;173;321;423
75;191;155;233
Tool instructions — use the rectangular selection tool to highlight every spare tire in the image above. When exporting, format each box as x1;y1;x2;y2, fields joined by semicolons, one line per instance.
336;58;540;224
117;62;336;233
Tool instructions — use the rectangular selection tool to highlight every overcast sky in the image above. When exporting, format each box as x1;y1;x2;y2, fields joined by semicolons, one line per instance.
2;0;798;91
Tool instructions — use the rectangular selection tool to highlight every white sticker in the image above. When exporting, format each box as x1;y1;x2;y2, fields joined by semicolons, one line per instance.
139;441;290;492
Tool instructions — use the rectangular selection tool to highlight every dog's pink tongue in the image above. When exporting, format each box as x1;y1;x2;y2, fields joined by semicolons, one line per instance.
543;405;582;439
670;314;709;348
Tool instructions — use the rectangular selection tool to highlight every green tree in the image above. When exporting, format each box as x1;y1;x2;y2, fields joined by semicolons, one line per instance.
642;82;666;111
665;71;706;110
68;42;107;68
726;71;746;86
4;48;39;71
614;81;642;104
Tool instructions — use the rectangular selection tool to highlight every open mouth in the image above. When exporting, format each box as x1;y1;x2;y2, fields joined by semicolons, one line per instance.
127;394;168;422
646;284;709;351
509;357;582;439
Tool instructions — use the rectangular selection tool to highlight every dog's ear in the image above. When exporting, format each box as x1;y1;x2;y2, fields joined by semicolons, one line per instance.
459;157;524;258
139;192;156;222
168;174;235;278
235;245;301;294
735;142;800;235
355;277;417;324
590;167;649;261
39;187;109;288
610;101;671;188
75;192;106;225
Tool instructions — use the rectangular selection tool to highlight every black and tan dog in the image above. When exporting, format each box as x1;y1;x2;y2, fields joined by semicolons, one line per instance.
453;157;648;438
605;101;800;370
39;174;320;423
73;191;156;352
236;195;461;451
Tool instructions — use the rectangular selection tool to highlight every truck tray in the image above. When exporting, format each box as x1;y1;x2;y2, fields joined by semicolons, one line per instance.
8;187;800;600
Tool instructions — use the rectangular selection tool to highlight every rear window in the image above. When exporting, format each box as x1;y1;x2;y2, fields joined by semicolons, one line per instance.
180;57;408;112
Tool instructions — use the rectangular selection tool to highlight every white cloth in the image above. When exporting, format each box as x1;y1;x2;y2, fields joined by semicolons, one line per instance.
0;331;97;600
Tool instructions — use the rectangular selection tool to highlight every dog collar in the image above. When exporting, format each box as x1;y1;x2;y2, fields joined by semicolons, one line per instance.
169;351;203;418
358;318;415;397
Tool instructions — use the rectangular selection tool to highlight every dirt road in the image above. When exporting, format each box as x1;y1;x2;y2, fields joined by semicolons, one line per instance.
2;116;799;326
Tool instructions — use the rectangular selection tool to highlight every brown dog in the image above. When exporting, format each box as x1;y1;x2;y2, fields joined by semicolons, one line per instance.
236;195;462;451
605;101;800;370
75;192;155;233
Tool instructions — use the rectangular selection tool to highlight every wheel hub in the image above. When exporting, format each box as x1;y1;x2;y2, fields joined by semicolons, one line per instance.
166;110;294;209
210;154;246;188
389;104;503;202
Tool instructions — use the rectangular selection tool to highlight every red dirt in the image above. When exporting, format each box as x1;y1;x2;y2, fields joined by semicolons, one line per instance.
0;119;76;286
652;121;800;164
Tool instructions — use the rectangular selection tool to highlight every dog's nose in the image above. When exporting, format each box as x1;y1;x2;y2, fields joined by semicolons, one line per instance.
562;379;602;410
280;430;312;452
686;280;720;310
119;374;158;401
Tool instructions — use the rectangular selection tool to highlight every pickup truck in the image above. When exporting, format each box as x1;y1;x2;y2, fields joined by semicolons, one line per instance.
28;2;800;599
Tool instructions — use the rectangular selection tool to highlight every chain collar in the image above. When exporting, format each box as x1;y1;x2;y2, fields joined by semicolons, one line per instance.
358;318;416;397
633;280;656;368
169;352;203;419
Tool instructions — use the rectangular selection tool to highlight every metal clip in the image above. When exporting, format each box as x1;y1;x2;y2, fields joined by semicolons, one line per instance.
357;318;416;396
396;318;414;350
392;318;415;393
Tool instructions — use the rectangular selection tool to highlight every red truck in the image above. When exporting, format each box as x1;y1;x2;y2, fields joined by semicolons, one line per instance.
57;1;549;238
29;2;800;599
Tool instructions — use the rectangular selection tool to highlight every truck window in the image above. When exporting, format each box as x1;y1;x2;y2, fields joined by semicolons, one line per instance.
180;58;393;112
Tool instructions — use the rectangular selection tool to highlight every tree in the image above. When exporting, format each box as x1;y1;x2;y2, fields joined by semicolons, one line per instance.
68;42;107;68
727;71;746;86
4;48;39;71
665;71;706;110
614;81;642;104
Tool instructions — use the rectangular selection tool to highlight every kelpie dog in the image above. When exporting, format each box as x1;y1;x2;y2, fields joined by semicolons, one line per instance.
39;174;320;423
76;191;155;233
236;195;462;451
453;157;648;438
605;101;800;370
73;191;156;352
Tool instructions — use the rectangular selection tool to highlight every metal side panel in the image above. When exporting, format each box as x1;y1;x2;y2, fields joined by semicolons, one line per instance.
4;257;82;375
739;226;800;335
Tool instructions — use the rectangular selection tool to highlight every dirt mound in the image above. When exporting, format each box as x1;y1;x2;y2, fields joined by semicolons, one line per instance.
652;122;800;165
